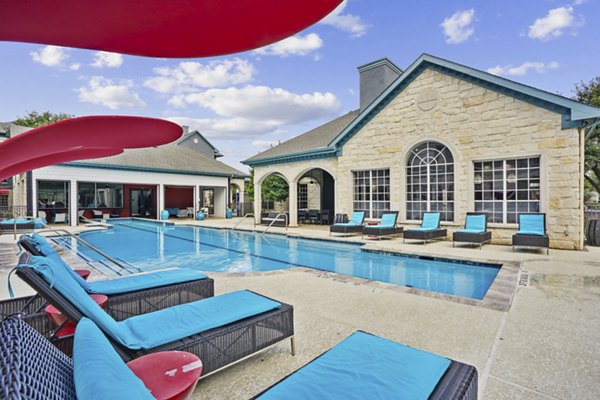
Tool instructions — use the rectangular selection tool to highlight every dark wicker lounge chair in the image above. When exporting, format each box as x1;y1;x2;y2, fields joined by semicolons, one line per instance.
15;253;294;375
362;211;403;239
261;211;288;227
329;211;365;236
252;331;477;400
0;219;35;236
512;213;549;255
403;212;447;244
453;213;492;249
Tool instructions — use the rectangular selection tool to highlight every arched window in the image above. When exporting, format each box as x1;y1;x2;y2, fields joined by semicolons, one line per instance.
406;141;454;221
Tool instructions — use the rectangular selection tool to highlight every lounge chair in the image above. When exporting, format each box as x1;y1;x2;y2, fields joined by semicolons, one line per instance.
0;316;202;400
92;210;103;219
361;211;403;239
329;211;365;236
403;212;447;244
15;253;294;375
453;212;492;249
0;218;35;235
512;213;549;255
252;331;477;400
261;211;288;227
177;208;189;218
54;212;68;224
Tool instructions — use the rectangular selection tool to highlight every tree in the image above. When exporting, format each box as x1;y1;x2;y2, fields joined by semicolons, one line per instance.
261;175;289;202
576;77;600;194
13;111;73;129
247;168;255;201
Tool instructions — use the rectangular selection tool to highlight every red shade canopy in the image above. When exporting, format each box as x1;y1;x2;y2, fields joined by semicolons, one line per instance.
0;116;183;181
0;0;342;58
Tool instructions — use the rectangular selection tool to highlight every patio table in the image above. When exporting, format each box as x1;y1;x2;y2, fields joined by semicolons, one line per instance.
44;293;107;338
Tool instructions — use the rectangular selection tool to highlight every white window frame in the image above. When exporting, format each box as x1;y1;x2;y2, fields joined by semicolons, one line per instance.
352;169;390;219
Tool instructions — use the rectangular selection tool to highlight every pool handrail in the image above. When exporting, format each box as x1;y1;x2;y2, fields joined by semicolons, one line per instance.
263;212;288;233
232;213;256;230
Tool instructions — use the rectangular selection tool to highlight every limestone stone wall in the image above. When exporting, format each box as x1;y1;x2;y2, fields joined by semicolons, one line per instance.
253;67;583;249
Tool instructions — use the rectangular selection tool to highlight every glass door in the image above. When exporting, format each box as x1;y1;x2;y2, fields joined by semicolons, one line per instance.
130;189;154;218
202;189;214;215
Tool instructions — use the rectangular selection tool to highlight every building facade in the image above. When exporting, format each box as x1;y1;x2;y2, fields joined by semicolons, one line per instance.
244;54;600;250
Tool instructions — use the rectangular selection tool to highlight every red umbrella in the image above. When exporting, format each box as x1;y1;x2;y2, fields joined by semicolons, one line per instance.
0;0;342;58
0;116;182;181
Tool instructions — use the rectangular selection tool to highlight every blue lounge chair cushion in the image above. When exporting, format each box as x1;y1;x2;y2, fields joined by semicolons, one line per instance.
257;331;451;400
421;213;440;230
406;227;436;232
74;318;153;400
86;269;208;295
465;214;486;232
455;229;486;234
378;213;397;228
349;211;365;225
518;214;545;236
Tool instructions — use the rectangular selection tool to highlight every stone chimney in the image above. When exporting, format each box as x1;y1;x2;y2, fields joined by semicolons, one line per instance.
358;58;402;111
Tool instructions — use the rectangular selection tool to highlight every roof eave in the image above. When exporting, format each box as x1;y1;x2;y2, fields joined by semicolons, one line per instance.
243;146;335;167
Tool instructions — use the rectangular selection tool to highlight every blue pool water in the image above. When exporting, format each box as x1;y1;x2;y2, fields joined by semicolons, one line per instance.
67;219;500;300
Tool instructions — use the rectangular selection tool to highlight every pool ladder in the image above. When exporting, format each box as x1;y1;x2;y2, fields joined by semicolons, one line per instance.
231;213;256;231
263;212;288;234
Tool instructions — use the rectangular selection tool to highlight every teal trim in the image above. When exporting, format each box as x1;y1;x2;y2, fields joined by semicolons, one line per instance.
245;149;337;167
61;162;248;179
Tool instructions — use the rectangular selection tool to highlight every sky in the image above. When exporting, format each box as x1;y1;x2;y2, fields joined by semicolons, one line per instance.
1;0;599;173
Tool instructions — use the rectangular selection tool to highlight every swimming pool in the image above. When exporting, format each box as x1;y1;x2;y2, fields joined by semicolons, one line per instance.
65;219;500;300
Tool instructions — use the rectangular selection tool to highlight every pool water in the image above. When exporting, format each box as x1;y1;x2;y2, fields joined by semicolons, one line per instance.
67;219;500;300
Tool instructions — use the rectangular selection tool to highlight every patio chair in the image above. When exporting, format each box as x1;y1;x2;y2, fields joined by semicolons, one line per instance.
54;213;68;224
297;209;308;224
403;212;447;244
361;211;402;239
320;209;330;225
0;316;202;400
110;209;121;218
15;253;295;376
92;210;103;219
329;211;365;236
453;212;492;249
512;213;549;255
0;218;35;236
252;330;477;400
177;209;189;218
261;211;287;227
308;209;319;224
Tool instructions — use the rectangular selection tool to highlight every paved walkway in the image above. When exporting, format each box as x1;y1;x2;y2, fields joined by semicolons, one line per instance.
1;218;599;399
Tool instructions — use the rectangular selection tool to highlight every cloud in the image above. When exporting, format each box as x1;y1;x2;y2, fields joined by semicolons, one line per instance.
528;6;581;40
487;61;560;76
30;46;69;67
441;9;476;44
69;63;81;71
321;0;368;37
76;76;146;110
167;116;283;139
253;33;323;57
252;140;280;149
91;52;123;68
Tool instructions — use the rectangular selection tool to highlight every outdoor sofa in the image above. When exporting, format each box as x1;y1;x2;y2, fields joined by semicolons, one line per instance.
512;213;549;255
252;330;477;400
14;253;294;375
403;212;447;244
361;211;403;239
0;218;38;236
453;212;492;249
329;211;365;236
0;316;203;400
261;211;288;227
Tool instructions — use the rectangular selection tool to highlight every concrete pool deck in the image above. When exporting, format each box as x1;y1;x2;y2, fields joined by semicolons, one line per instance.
1;218;599;399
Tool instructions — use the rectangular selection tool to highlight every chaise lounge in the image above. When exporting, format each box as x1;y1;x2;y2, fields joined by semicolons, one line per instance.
403;212;447;244
512;213;549;255
453;212;492;249
252;330;477;400
261;211;288;227
329;211;365;236
15;253;294;375
361;211;403;239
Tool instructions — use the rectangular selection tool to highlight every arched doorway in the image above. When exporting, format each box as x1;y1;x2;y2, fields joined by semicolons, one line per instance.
296;168;335;225
260;173;289;214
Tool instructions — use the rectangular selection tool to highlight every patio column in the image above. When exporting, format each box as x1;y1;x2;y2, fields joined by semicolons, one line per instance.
288;180;298;227
253;182;262;224
158;184;165;218
69;179;77;227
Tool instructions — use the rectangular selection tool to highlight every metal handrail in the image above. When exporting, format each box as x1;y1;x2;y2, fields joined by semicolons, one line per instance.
36;225;128;270
231;213;255;230
263;212;288;234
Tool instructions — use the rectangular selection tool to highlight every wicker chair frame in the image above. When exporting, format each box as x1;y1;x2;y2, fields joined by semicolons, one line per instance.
403;228;447;244
452;212;492;249
512;213;549;255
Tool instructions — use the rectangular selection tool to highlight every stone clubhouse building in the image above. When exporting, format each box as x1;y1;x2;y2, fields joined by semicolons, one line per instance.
244;54;600;250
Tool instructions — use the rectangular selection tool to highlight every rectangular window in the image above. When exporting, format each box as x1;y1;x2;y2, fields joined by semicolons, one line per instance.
353;169;390;218
78;182;124;208
297;184;308;210
37;180;70;210
474;157;540;224
0;195;8;207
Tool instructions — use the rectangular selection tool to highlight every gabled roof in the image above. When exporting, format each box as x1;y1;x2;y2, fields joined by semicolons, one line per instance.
244;53;600;167
177;130;224;158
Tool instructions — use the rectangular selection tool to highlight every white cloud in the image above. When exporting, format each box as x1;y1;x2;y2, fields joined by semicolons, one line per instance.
321;0;368;37
487;61;560;76
252;140;280;149
91;52;123;68
167;116;283;139
144;58;254;94
254;33;323;57
76;76;145;110
69;63;81;71
528;6;580;40
30;46;69;67
441;9;476;44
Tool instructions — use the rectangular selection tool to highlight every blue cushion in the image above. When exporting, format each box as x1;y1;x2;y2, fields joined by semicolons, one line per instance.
349;211;365;225
34;218;46;228
74;318;153;400
518;214;545;236
464;215;486;232
87;269;208;295
421;213;440;229
257;331;451;400
120;290;281;349
455;229;487;234
406;227;436;232
378;213;397;228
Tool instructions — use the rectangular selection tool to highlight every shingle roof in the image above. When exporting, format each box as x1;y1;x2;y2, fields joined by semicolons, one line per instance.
67;143;247;178
244;110;359;164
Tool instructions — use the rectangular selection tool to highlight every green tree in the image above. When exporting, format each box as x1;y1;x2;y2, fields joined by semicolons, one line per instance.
247;168;255;201
261;175;289;202
576;77;600;194
13;111;73;129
